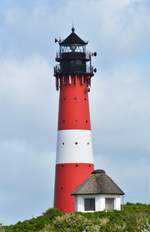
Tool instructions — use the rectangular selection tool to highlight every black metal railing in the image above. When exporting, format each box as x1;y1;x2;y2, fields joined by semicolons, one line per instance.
54;64;94;76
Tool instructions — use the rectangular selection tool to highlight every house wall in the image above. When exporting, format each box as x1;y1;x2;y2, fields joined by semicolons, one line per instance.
115;196;121;210
75;194;122;212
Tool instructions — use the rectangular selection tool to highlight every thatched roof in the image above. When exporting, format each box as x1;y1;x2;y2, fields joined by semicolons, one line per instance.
73;169;124;196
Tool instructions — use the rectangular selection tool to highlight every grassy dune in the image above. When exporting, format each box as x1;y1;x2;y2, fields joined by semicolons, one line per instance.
2;203;150;232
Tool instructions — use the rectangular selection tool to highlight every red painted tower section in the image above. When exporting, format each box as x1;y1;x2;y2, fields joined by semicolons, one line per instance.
58;76;91;130
54;28;97;212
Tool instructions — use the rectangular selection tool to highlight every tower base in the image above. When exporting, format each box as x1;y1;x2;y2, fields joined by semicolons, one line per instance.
54;163;94;212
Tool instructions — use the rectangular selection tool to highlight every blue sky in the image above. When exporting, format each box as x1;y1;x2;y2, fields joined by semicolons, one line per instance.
0;0;150;225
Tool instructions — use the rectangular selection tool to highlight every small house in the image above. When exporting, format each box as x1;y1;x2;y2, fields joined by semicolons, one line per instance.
72;169;124;212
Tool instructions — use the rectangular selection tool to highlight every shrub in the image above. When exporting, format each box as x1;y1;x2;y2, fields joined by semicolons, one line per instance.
42;208;64;220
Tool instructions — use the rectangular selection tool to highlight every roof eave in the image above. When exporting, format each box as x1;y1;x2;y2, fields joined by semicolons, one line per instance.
60;42;88;46
72;192;125;196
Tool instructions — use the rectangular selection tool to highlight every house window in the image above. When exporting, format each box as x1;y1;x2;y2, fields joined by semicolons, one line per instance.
84;198;95;211
105;198;114;211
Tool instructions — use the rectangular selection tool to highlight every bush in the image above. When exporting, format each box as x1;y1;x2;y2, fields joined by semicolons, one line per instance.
42;208;64;220
4;208;63;232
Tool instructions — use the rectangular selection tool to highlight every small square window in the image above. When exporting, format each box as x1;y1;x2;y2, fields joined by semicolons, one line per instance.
84;198;95;211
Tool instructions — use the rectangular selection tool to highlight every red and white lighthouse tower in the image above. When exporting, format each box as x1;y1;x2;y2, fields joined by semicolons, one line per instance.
54;27;97;212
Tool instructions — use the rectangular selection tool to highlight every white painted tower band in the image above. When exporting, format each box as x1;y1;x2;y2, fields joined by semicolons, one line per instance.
56;130;94;164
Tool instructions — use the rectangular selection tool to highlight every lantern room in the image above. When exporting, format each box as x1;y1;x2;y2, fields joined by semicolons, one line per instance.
54;27;97;77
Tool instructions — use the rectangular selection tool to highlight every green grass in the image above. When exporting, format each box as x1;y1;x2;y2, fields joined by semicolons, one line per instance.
3;203;150;232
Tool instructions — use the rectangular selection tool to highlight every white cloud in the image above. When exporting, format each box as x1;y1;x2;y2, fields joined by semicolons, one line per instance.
91;65;150;148
0;56;57;224
1;0;150;60
0;56;58;143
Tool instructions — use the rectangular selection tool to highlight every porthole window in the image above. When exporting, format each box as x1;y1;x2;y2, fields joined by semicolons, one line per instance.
75;142;78;145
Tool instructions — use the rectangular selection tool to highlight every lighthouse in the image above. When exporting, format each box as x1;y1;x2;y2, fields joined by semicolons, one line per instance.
54;27;97;212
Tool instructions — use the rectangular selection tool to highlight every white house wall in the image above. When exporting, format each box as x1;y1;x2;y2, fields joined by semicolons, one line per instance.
114;196;121;210
75;195;122;212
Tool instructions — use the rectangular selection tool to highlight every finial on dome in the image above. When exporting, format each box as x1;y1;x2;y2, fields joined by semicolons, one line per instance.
71;26;75;33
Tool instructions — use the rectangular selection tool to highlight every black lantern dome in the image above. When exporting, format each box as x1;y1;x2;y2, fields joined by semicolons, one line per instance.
54;27;96;77
60;27;87;46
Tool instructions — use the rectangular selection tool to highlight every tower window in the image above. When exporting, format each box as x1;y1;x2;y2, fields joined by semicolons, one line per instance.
74;97;77;100
86;120;88;123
